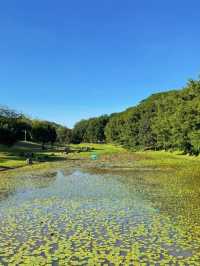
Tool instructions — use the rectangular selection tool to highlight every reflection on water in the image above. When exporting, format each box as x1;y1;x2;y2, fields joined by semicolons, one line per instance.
0;169;200;265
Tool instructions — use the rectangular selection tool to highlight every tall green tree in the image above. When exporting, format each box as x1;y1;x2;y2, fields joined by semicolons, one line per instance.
32;121;57;149
0;107;30;146
57;126;72;144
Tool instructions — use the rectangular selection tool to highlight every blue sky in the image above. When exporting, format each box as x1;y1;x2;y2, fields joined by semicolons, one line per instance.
0;0;200;128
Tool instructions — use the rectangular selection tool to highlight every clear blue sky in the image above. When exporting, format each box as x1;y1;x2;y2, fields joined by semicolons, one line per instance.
0;0;200;128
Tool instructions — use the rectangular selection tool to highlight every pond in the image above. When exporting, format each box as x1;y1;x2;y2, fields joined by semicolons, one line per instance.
0;168;200;265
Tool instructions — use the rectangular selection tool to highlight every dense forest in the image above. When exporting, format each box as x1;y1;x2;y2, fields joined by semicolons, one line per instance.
73;78;200;155
1;78;200;154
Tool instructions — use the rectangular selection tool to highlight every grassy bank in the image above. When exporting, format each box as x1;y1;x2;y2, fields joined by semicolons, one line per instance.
0;142;125;177
0;141;200;179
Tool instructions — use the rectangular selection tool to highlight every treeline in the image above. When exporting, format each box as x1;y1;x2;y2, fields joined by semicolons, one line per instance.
72;115;109;143
0;107;72;148
73;78;200;155
1;78;200;155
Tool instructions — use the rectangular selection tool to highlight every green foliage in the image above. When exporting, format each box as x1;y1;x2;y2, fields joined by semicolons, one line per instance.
56;126;72;144
0;107;31;146
1;77;200;155
105;78;200;154
32;121;57;148
72;119;90;143
84;115;109;143
0;107;69;148
72;115;109;143
189;130;200;155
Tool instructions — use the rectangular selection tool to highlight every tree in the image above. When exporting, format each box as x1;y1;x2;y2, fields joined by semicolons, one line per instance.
104;77;200;152
71;120;90;143
56;126;72;144
84;115;109;143
105;115;125;144
0;127;17;146
0;106;25;146
32;121;57;149
189;130;200;155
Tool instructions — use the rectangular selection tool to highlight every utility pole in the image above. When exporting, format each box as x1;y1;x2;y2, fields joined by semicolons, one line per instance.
24;129;27;142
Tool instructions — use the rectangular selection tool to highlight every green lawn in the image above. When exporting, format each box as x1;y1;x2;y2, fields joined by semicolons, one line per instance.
0;141;66;169
0;141;199;176
0;142;124;170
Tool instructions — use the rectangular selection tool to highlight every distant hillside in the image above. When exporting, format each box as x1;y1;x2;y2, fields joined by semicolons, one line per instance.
105;79;200;154
73;78;200;155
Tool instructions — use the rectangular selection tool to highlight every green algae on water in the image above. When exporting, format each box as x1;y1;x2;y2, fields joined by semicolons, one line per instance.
0;168;200;265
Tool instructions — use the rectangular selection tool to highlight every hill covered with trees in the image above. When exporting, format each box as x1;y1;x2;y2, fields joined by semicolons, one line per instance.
73;78;200;155
1;78;200;155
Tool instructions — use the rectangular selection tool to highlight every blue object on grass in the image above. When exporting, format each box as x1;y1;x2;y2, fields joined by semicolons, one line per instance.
91;154;97;160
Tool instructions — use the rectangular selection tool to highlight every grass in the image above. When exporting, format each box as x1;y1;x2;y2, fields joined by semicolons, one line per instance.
0;141;68;167
0;142;126;178
0;141;200;178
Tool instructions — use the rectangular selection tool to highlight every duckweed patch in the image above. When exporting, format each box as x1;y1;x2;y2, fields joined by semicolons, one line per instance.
0;169;200;265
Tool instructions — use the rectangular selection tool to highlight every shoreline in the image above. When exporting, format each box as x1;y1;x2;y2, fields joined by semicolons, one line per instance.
1;148;200;180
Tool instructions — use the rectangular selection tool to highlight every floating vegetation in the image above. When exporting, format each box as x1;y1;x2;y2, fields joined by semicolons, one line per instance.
0;169;200;265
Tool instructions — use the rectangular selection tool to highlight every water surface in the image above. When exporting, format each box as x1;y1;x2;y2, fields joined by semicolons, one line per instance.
0;168;200;265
